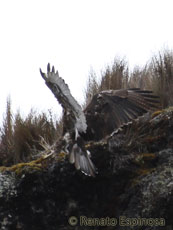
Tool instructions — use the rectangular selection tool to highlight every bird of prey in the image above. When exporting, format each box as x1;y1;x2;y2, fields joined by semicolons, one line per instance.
40;64;159;177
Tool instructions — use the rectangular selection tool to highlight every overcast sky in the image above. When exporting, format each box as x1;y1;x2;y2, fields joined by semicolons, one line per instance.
0;0;173;121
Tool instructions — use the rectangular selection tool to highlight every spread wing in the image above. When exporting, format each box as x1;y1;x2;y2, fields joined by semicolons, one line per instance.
40;64;96;177
40;63;87;135
84;88;160;141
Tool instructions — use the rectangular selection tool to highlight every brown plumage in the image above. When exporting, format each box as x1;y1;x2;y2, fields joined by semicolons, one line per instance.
84;89;160;141
40;64;160;177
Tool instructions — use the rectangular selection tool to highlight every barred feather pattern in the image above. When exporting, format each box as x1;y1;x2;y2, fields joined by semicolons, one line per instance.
40;64;87;134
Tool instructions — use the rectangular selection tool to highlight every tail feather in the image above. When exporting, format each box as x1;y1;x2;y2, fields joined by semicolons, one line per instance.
69;144;96;177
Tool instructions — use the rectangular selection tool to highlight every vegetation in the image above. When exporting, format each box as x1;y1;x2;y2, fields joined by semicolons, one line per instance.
0;48;173;166
0;97;61;166
84;48;173;108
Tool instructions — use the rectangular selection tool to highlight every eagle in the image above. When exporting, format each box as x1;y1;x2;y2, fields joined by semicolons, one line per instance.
40;64;159;177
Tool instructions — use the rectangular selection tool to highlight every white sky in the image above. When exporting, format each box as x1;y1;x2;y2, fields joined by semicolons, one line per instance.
0;0;173;120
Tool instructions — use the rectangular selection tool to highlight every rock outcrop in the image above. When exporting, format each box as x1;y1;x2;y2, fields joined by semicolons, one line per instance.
0;108;173;230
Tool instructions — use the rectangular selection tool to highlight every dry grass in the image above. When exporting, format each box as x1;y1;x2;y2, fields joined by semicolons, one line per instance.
0;98;61;166
84;49;173;108
150;50;173;107
84;57;129;107
99;57;129;91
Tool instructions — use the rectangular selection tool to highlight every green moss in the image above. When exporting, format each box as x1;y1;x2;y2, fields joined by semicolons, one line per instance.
56;151;66;160
131;171;153;187
141;153;156;161
151;110;163;118
85;140;107;149
0;166;8;172
131;167;156;187
136;168;155;176
0;157;45;174
0;151;67;175
134;153;156;165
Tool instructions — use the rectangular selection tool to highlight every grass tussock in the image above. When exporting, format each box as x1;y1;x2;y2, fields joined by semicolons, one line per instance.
84;48;173;108
0;97;61;166
84;58;129;106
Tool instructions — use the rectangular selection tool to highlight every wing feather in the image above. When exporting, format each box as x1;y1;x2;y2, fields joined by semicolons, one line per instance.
40;64;96;177
69;144;96;176
85;88;160;140
40;63;87;134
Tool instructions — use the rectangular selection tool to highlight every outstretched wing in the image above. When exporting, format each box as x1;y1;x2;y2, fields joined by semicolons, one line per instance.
40;63;87;135
40;64;96;177
84;88;160;141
